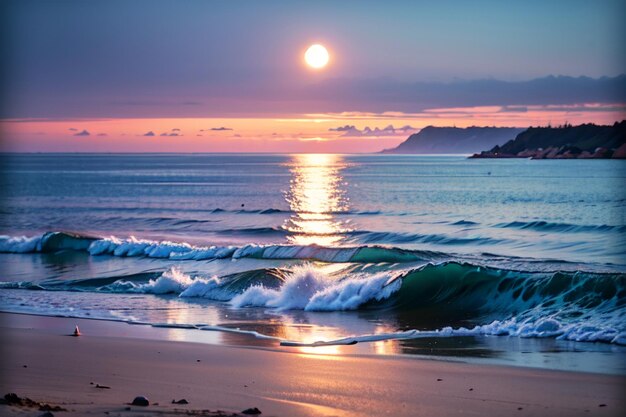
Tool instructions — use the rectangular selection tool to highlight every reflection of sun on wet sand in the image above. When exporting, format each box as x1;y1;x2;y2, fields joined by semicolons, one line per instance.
284;154;351;246
2;313;624;417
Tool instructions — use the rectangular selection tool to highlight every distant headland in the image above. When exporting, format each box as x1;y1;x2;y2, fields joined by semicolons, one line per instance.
381;126;524;154
471;121;626;159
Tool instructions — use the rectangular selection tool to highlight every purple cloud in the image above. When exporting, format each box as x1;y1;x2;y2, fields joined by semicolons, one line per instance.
329;124;417;137
329;125;358;133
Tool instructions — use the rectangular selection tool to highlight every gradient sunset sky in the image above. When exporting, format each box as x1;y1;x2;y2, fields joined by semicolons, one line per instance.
1;0;625;152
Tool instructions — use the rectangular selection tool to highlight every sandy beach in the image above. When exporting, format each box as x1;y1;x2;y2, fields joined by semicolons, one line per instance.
0;313;623;417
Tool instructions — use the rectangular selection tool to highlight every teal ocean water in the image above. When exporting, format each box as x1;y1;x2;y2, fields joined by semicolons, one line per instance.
1;154;625;372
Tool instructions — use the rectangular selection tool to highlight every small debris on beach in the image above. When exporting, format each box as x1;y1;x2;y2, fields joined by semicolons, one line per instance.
23;365;27;368
469;388;474;391
1;393;35;406
72;325;81;337
39;404;66;412
172;399;189;404
517;407;523;410
241;407;262;415
437;378;443;381
95;384;111;389
131;396;150;406
598;404;607;407
0;393;67;412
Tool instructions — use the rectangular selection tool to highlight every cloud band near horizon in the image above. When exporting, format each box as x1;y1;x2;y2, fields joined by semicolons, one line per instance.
2;75;625;119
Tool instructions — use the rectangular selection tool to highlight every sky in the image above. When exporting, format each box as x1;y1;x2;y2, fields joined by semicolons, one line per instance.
1;0;625;152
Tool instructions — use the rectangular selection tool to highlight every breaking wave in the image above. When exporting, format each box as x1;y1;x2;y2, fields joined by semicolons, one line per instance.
0;231;443;263
2;259;624;345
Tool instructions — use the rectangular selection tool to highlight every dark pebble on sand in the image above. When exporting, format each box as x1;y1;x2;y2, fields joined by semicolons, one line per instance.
598;404;607;407
2;393;22;405
437;378;442;381
23;365;27;368
469;388;474;391
172;399;189;404
1;393;65;410
241;407;262;415
517;407;523;410
131;396;150;406
197;359;201;362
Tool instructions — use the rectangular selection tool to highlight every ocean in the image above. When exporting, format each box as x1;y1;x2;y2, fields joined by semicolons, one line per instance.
1;154;625;373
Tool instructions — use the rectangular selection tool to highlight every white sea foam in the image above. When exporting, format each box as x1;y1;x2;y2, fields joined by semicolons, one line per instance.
307;273;401;311
0;235;42;253
0;232;388;263
179;276;226;299
169;246;236;260
88;236;122;255
139;268;196;294
198;325;282;340
230;265;402;311
461;316;626;344
102;268;237;301
112;236;151;257
281;316;626;347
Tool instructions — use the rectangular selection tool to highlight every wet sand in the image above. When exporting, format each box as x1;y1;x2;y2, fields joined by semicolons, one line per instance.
0;313;624;416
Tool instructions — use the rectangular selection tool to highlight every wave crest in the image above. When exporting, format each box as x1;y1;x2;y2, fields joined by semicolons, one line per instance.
230;265;402;311
0;232;437;264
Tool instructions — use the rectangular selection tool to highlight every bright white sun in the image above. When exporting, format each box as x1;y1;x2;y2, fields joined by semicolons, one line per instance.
304;44;329;69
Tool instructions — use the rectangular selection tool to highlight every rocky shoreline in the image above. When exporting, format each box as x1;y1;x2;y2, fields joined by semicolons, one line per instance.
471;121;626;159
472;143;626;159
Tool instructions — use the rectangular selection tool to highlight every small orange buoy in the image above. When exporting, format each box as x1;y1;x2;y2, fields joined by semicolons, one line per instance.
73;325;81;337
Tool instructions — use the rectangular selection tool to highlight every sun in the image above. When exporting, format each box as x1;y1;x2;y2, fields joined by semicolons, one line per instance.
304;44;329;69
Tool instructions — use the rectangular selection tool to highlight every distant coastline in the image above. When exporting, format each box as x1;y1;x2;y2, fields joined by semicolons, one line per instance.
471;121;626;159
381;126;524;154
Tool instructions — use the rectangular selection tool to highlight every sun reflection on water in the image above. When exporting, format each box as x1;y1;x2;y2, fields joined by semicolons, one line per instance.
283;154;350;246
